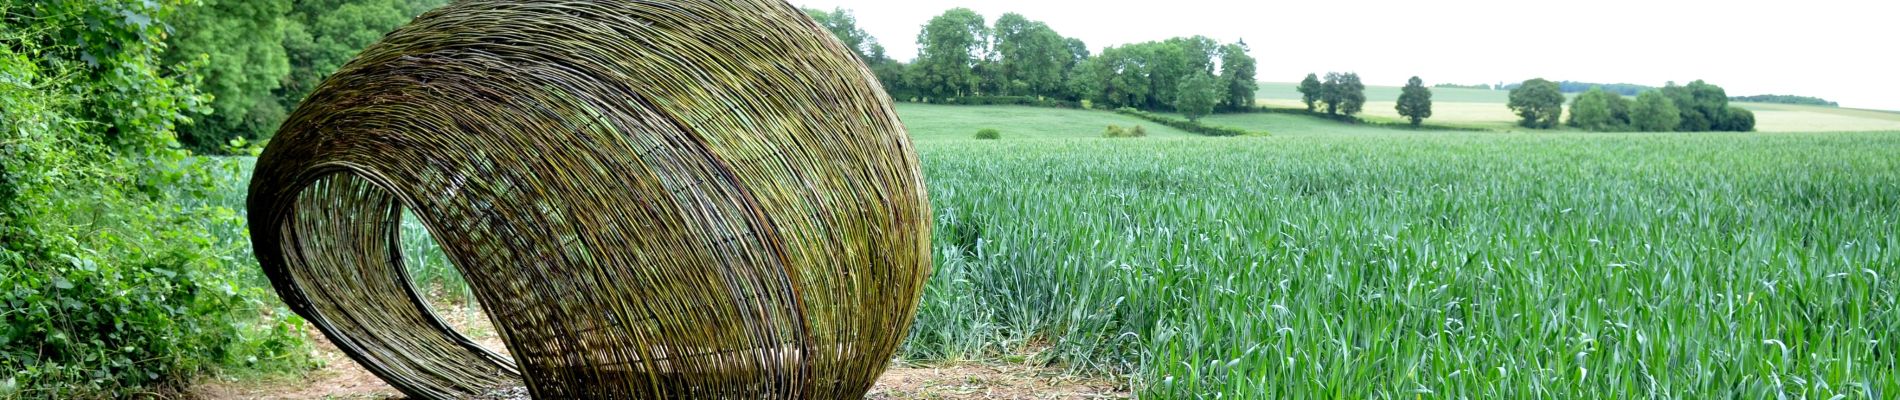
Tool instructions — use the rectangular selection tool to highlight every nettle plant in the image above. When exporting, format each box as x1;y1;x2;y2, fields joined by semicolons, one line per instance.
1;2;309;397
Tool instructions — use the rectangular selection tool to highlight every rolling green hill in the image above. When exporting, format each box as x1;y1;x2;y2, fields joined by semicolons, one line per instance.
896;103;1197;140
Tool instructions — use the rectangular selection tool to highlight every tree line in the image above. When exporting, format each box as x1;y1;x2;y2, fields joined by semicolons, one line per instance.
1499;80;1656;96
1509;79;1755;132
806;8;1258;121
1294;72;1434;127
1730;94;1837;107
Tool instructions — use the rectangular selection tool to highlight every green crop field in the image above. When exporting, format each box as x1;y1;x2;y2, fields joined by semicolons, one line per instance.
897;103;1197;140
364;104;1900;398
1256;81;1900;132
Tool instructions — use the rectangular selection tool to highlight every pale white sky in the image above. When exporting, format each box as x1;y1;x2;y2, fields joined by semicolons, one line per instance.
789;0;1899;111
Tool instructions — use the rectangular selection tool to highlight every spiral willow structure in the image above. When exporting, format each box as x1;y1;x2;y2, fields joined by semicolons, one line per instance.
246;1;931;398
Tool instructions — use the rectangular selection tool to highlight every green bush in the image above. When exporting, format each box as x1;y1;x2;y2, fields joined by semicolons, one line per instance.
975;128;1002;139
2;3;310;397
1104;125;1148;138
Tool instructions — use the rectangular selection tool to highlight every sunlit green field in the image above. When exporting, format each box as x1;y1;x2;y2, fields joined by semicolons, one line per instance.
896;103;1197;140
914;128;1899;398
260;105;1899;398
1255;81;1900;132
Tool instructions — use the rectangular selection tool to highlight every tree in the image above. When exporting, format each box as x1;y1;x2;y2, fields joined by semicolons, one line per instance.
1715;106;1756;132
282;0;448;108
1395;76;1433;126
1567;87;1622;131
1662;80;1732;132
1175;73;1220;122
1631;91;1681;132
1320;72;1365;116
1297;73;1322;112
991;13;1071;98
805;7;887;64
805;7;916;99
1059;37;1090;100
915;8;989;98
163;0;293;152
1508;78;1564;129
1217;42;1257;111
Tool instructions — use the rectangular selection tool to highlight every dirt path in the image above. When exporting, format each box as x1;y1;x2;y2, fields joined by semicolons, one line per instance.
193;306;1125;399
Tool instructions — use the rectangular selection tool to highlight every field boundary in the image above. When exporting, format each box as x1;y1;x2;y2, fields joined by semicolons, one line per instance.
1114;108;1265;136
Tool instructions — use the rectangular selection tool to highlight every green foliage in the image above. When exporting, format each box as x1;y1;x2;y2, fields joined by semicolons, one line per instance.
1716;105;1757;132
991;13;1074;98
1731;94;1836;107
1114;108;1259;136
804;7;887;63
1508;78;1564;129
915;8;989;98
163;0;293;153
1102;124;1148;138
1319;72;1366;116
1395;76;1433;126
280;0;447;108
1631;91;1682;132
1001;31;1244;113
1217;42;1257;111
1;2;309;396
1173;73;1220;122
1296;73;1322;112
1661;80;1729;132
1567;87;1635;132
974;128;1002;139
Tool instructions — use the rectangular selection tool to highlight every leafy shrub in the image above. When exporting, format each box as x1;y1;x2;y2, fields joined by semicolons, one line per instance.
1102;124;1147;138
2;2;310;397
974;128;1002;140
1716;106;1756;132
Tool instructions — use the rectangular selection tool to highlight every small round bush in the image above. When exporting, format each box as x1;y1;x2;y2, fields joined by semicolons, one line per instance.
1131;125;1148;137
975;128;1002;140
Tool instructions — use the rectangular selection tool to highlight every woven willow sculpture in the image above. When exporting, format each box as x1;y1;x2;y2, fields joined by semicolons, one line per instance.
246;1;931;398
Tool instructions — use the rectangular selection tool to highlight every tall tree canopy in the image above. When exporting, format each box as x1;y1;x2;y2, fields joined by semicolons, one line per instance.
281;0;447;108
1217;42;1257;111
1508;78;1565;129
1319;72;1365;116
1297;73;1322;112
991;13;1074;97
804;8;887;64
1567;87;1633;131
1175;73;1220;122
1395;76;1433;126
163;0;292;151
915;8;989;98
1631;91;1682;132
1661;80;1729;132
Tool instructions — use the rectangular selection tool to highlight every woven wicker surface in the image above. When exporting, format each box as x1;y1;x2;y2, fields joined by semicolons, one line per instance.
246;1;932;398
